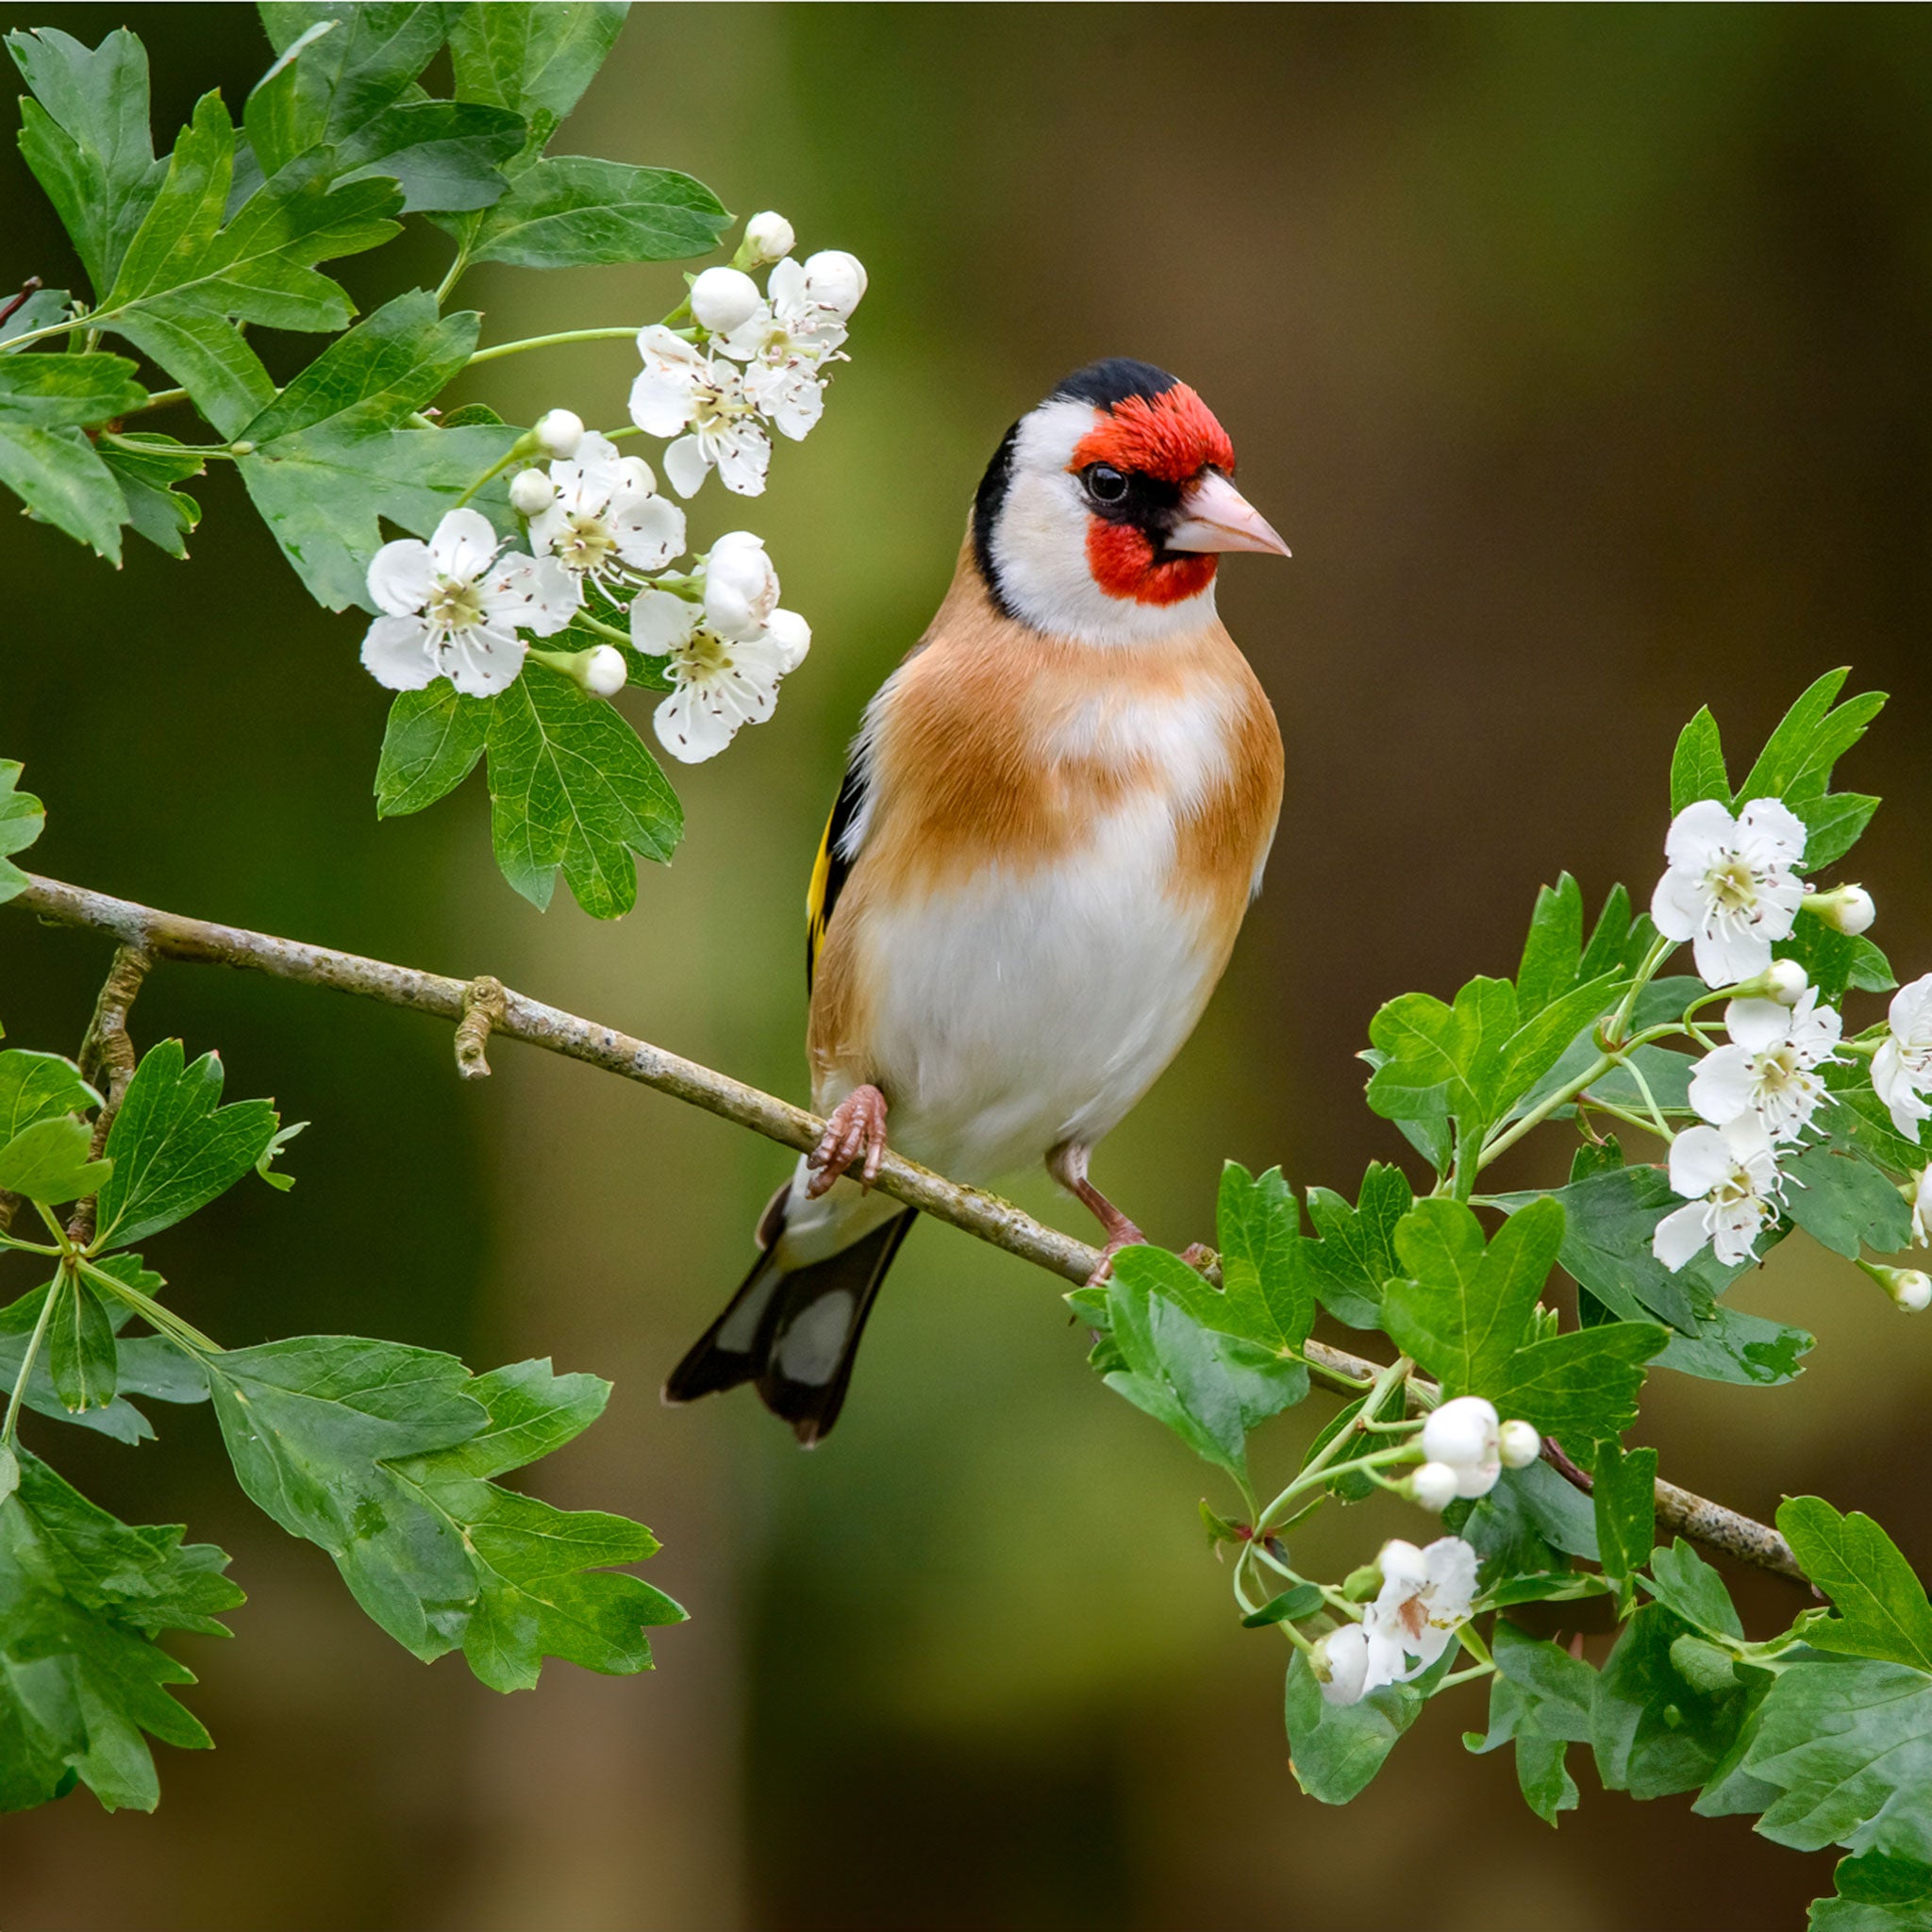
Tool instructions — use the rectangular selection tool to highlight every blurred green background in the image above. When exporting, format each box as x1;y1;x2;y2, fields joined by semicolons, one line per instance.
5;6;1932;1926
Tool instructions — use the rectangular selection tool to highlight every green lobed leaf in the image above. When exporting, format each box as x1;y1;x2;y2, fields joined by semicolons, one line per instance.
94;1040;280;1248
0;1115;110;1206
0;760;44;901
6;26;166;295
1746;1657;1932;1866
1515;873;1585;1019
1783;1143;1915;1260
1736;670;1886;819
46;1265;118;1413
447;2;626;151
0;424;127;562
236;291;520;608
208;1341;681;1687
1209;1162;1312;1354
0;1447;240;1813
374;682;490;818
1383;1195;1565;1399
1464;1619;1596;1825
1811;1852;1932;1932
1669;707;1731;814
1301;1162;1410;1329
1593;1599;1770;1802
1779;1499;1932;1674
484;667;684;916
1285;1643;1455;1804
0;1050;98;1141
458;155;729;269
97;432;204;558
1489;1321;1665;1451
108;302;275;441
1776;919;1896;1006
1644;1539;1744;1641
1241;1583;1325;1628
1591;1441;1657;1598
1455;1457;1601;1581
1796;791;1881;874
0;353;147;428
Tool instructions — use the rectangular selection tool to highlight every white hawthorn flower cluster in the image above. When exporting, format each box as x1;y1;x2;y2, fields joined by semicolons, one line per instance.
1644;796;1928;1287
1409;1395;1540;1511
629;245;867;498
358;213;855;760
1314;1536;1481;1707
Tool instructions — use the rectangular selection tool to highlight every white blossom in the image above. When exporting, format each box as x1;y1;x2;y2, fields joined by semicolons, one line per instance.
743;209;795;264
534;408;584;458
765;607;811;674
1497;1420;1541;1469
629;325;773;498
1361;1538;1479;1682
360;508;577;699
1688;989;1842;1143
1419;1396;1502;1500
1650;797;1807;989
1653;1111;1785;1272
1890;1270;1932;1313
527;431;685;584
630;587;805;763
691;266;764;337
1873;974;1932;1142
719;249;867;364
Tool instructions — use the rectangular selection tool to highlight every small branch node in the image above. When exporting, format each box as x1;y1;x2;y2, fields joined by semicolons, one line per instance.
455;975;508;1080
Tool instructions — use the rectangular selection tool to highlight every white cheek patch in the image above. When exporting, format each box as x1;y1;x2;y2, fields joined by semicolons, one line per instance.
774;1291;856;1386
988;399;1216;647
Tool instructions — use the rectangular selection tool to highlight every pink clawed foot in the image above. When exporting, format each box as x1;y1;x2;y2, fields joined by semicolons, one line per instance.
1046;1139;1147;1286
806;1084;889;1199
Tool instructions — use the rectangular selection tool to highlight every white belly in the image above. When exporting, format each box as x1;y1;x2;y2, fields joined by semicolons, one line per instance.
850;791;1220;1182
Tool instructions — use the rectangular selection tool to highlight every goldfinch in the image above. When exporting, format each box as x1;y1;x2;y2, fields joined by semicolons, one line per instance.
665;358;1289;1442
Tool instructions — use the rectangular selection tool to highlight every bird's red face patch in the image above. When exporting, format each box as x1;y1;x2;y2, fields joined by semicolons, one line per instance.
1071;385;1236;606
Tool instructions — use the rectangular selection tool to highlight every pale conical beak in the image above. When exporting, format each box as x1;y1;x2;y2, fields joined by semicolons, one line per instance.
1164;470;1291;557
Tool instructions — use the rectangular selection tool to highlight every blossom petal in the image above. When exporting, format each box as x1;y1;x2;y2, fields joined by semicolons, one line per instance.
429;507;501;581
1724;998;1790;1055
629;589;700;655
1668;1124;1737;1200
611;491;686;573
483;553;582;638
359;613;435;689
1691;927;1772;990
711;422;772;496
1688;1045;1759;1127
1738;796;1808;867
1664;798;1740;872
1649;866;1707;943
366;539;437;617
654;684;738;763
1653;1200;1713;1272
661;435;712;499
1889;974;1932;1049
441;625;525;698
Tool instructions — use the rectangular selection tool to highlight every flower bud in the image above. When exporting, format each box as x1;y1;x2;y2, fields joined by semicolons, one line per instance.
802;249;867;319
582;645;628;698
1421;1395;1498;1470
742;209;795;264
765;608;811;673
1803;884;1877;935
1497;1419;1541;1469
1731;958;1808;1006
615;453;657;496
533;408;584;459
1862;1260;1932;1312
1312;1624;1371;1706
703;530;780;640
1410;1461;1459;1512
508;468;556;517
691;266;764;336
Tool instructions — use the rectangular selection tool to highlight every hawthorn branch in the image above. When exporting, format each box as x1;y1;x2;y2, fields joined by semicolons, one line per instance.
6;871;1804;1583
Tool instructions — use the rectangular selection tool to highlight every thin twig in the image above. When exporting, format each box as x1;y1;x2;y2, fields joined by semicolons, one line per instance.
66;942;151;1247
4;871;1803;1583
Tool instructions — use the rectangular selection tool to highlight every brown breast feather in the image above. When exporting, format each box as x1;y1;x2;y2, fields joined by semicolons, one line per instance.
808;536;1284;1091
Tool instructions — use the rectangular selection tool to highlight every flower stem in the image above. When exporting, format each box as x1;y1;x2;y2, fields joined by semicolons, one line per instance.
466;326;643;368
434;241;473;308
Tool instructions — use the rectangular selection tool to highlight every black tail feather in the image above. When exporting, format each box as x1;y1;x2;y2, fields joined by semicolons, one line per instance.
663;1194;916;1446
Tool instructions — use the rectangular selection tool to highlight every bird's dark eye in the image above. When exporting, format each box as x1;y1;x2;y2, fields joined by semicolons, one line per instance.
1083;463;1128;505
